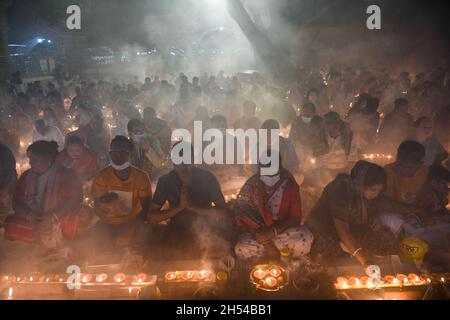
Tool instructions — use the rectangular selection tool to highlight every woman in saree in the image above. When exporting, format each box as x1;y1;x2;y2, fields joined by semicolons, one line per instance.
233;152;314;261
306;161;399;268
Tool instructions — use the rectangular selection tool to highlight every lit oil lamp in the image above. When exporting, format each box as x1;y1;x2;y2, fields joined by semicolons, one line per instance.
252;268;267;280
420;274;431;283
269;267;282;278
96;273;108;283
181;271;195;281
384;275;395;284
81;274;93;283
336;277;348;288
408;273;420;283
396;274;407;284
165;272;177;281
135;273;147;283
264;276;277;288
196;270;210;281
114;273;127;283
360;276;369;285
348;277;360;286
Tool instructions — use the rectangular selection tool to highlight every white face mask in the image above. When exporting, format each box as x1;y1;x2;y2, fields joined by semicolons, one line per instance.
132;133;146;143
111;161;131;171
260;174;281;187
301;116;313;124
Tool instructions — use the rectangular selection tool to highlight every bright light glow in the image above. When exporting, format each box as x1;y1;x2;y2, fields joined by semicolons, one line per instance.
37;38;45;43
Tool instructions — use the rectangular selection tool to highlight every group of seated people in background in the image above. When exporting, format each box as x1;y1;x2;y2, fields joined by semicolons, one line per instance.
0;66;449;273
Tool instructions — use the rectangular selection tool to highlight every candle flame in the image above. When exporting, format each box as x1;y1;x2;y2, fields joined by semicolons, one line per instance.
8;287;13;298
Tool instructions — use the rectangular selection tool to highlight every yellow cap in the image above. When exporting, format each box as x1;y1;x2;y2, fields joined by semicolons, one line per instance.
400;237;429;264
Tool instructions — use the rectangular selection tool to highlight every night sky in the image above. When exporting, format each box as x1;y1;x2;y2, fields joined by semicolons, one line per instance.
6;0;450;47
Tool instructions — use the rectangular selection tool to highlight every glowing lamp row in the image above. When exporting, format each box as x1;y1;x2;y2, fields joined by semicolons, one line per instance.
335;273;450;290
1;273;150;285
164;270;215;282
362;154;393;161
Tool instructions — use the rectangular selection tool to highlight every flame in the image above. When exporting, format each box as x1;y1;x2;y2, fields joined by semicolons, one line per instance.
197;270;209;280
270;268;282;278
264;276;277;288
253;268;266;280
8;287;13;298
96;273;108;283
81;274;92;283
165;272;177;281
114;273;126;283
136;273;147;283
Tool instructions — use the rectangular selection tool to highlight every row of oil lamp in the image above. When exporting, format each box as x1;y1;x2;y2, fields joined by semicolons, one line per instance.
361;153;393;161
1;272;151;286
2;270;216;285
164;270;215;282
335;273;450;290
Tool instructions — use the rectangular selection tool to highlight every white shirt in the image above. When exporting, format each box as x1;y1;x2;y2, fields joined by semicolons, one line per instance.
32;126;65;151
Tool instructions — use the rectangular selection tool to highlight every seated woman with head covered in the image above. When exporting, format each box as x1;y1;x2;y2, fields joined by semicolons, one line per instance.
233;150;314;262
4;141;87;250
307;161;400;268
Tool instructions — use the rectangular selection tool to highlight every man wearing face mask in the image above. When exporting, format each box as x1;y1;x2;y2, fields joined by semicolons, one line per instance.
234;150;314;262
89;136;152;255
289;103;323;169
127;119;164;179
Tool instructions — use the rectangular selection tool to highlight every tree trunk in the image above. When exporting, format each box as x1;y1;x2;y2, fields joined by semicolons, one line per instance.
0;0;12;82
226;0;294;83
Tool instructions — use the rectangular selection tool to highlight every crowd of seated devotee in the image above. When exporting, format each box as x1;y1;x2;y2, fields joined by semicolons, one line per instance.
0;65;449;273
